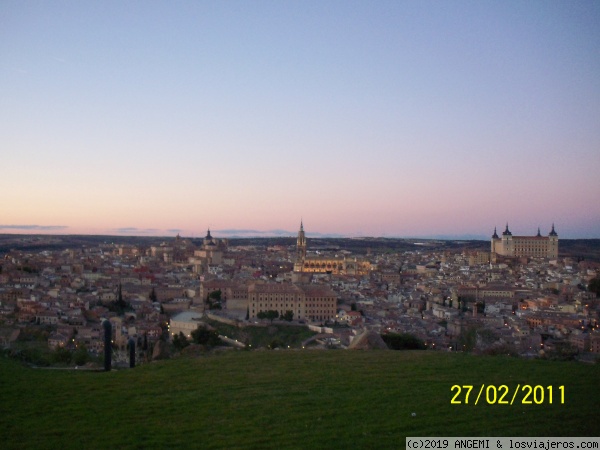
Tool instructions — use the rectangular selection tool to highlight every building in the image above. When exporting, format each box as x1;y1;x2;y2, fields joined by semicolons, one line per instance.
198;279;248;315
292;221;371;276
169;311;204;339
248;283;304;321
150;244;173;262
301;284;338;322
491;224;558;259
192;229;228;273
467;251;490;266
48;332;69;349
248;282;337;323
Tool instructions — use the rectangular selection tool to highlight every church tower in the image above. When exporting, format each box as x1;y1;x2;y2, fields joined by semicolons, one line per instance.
491;226;499;254
548;224;558;259
297;220;307;262
501;223;513;255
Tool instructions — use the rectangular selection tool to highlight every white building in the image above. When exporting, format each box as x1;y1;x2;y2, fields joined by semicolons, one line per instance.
170;311;203;338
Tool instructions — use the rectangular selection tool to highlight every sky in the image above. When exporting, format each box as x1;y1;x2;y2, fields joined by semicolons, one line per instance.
1;1;599;239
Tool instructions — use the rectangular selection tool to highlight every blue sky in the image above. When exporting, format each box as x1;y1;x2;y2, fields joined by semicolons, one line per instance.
1;1;599;238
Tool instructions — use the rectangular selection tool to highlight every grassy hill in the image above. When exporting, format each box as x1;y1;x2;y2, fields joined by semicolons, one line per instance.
1;350;598;449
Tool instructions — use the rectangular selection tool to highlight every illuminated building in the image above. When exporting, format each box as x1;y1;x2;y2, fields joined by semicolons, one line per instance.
491;224;558;259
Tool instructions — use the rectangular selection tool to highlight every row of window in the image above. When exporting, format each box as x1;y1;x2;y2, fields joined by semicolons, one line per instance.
252;301;334;306
255;304;300;309
304;263;338;268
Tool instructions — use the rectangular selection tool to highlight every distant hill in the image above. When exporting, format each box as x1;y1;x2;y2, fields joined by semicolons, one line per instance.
1;234;599;261
558;239;600;262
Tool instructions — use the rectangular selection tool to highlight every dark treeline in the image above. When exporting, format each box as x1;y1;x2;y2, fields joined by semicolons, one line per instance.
1;234;599;260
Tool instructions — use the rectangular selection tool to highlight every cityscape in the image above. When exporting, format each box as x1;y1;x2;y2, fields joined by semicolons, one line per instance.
1;222;599;364
2;1;600;446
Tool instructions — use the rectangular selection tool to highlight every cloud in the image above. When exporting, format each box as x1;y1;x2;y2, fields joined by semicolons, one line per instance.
113;227;160;235
0;224;68;231
424;234;488;241
215;229;294;238
214;229;345;238
166;229;183;233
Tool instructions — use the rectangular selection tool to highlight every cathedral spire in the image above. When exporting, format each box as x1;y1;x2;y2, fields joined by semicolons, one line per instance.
297;219;306;262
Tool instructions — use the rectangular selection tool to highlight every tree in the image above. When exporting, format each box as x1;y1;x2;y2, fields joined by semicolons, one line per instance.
282;310;294;322
114;283;127;312
589;277;600;298
172;332;190;351
381;333;426;350
51;347;72;365
149;287;158;302
476;301;486;315
191;327;221;347
257;310;278;322
73;345;89;366
209;289;222;301
159;321;169;341
543;341;578;361
268;339;284;349
266;310;278;323
457;326;479;352
107;283;129;316
351;302;357;311
245;306;250;321
206;290;223;310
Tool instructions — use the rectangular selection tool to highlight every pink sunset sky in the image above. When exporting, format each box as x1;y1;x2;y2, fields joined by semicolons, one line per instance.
1;2;599;239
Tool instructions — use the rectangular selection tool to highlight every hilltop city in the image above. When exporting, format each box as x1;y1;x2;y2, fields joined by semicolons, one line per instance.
1;222;599;366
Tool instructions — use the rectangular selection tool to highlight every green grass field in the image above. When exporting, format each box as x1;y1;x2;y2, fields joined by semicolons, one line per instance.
204;319;318;348
1;351;598;449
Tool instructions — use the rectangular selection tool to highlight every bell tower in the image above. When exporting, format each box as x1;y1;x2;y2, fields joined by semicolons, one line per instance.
548;224;558;259
297;220;307;262
491;226;499;254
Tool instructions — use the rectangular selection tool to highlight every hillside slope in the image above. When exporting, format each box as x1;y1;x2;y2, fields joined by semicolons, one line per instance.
1;351;598;449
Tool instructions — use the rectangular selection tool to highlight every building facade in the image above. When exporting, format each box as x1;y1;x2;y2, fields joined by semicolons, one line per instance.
248;282;337;322
292;221;371;276
491;224;558;259
170;311;204;339
192;229;228;273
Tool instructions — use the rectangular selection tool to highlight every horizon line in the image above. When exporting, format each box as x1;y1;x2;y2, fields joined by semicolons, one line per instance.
1;230;597;241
